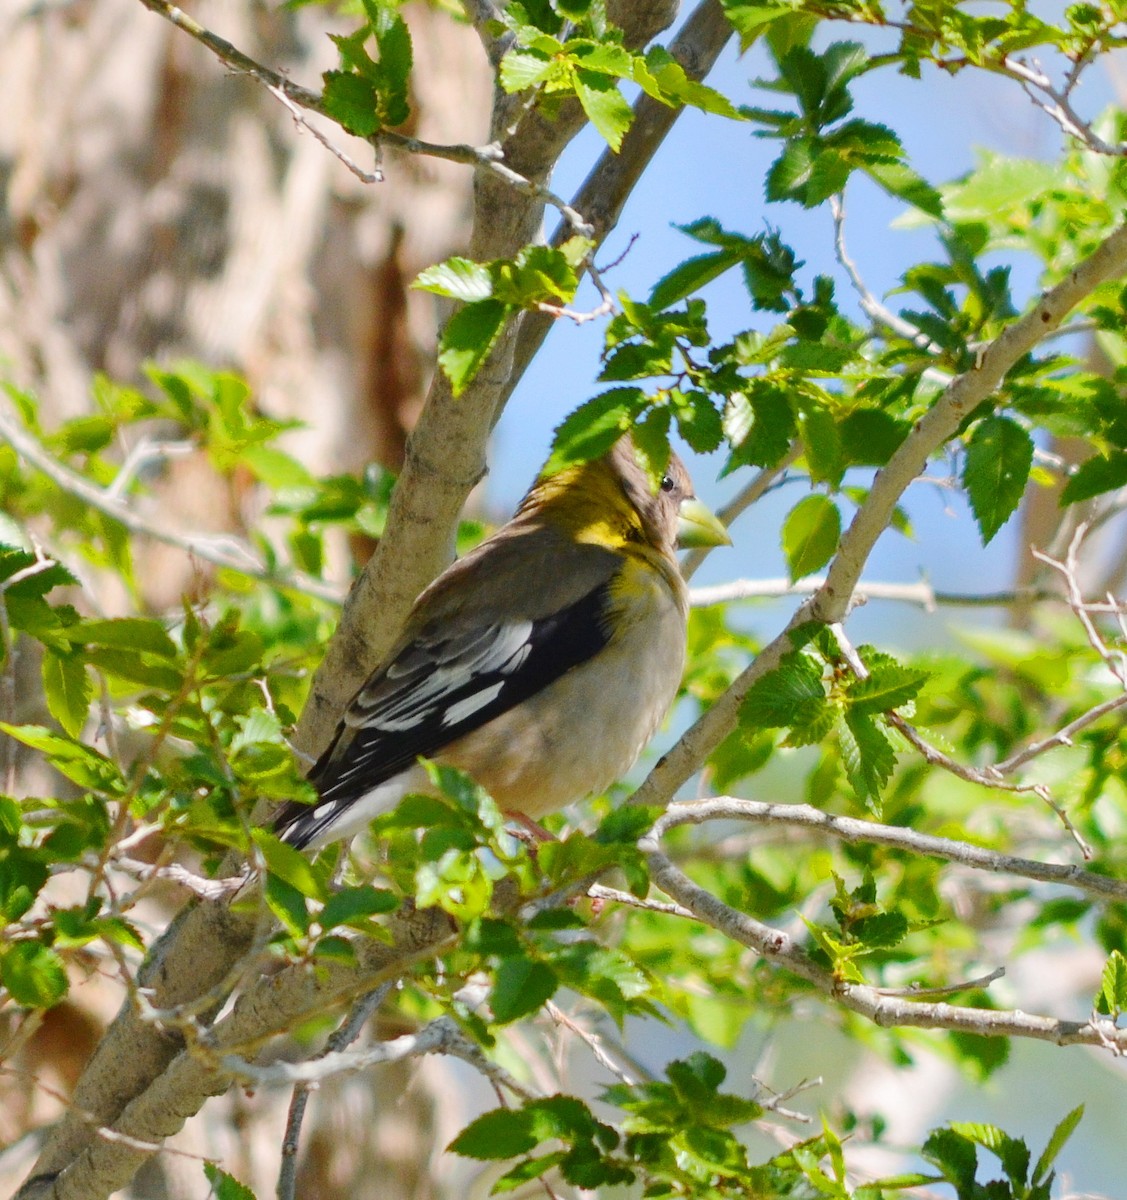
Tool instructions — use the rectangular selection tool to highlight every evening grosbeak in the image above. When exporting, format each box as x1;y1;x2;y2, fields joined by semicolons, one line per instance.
273;437;730;851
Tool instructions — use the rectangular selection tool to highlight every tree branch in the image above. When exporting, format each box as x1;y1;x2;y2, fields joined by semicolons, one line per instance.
642;840;1127;1052
0;405;338;602
630;219;1127;812
653;797;1127;904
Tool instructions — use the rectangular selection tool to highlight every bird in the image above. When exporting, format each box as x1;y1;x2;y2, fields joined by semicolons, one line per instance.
272;436;730;851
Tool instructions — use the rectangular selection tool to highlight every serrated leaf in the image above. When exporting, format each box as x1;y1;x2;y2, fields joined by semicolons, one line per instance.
1;942;68;1008
374;13;412;127
203;1162;258;1200
491;956;557;1023
414;258;494;303
546;388;647;471
765;139;815;204
322;70;379;136
1096;949;1127;1015
649;250;739;310
450;1107;538;1159
251;829;325;900
1032;1105;1084;1185
782;495;840;581
499;47;556;91
797;401;844;487
42;652;92;738
963;415;1033;544
674;392;724;453
724;387;796;469
742;652;825;728
949;1122;1029;1187
0;723;124;793
573;69;633;151
849;662;928;715
438;299;509;396
838;710;895;810
1060;449;1127;505
320;885;397;930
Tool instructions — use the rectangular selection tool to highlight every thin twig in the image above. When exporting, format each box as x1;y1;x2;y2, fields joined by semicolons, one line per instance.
687;576;1127;612
830;194;940;352
267;85;383;185
642;841;1127;1052
278;982;392;1200
652;797;1127;903
0;404;339;602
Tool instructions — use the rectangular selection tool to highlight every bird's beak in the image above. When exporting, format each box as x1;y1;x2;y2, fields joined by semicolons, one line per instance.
676;496;732;549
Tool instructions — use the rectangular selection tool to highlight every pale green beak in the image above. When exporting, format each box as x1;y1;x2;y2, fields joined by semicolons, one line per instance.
677;496;732;549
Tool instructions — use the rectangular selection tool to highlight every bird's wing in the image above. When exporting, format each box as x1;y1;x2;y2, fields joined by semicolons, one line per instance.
273;578;614;844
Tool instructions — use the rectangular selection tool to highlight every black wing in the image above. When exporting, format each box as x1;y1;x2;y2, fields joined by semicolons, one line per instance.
273;581;612;846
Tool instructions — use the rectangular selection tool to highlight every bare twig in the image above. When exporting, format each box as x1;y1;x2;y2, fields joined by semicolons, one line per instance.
652;797;1127;903
687;576;1127;612
277;982;392;1200
830;194;940;352
267;85;383;185
996;54;1127;156
0;404;339;602
873;966;1006;999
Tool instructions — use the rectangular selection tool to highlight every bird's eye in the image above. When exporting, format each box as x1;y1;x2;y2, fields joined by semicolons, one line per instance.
660;473;675;493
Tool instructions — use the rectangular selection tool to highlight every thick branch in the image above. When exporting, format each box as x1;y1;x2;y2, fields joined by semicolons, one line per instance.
631;220;1127;811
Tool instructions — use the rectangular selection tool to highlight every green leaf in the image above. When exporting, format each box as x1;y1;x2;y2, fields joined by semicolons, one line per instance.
724;387;796;470
322;70;379;136
782;495;840;581
849;661;928;715
250;829;325;900
546;388;647;471
203;1162;258;1200
450;1107;538;1159
649;251;739;310
1060;449;1127;505
923;1128;979;1188
742;652;825;728
320;885;397;931
573;69;633;151
673;392;724;453
65;618;177;658
1032;1105;1084;1185
963;415;1033;544
1;941;68;1008
500;47;556;91
838;710;895;810
491;956;558;1023
949;1121;1029;1187
720;1;796;50
414;258;494;303
0;724;124;793
42;653;92;738
1096;949;1127;1015
373;13;412;127
437;299;510;396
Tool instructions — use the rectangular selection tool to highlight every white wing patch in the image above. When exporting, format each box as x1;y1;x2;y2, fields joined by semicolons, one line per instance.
442;681;505;726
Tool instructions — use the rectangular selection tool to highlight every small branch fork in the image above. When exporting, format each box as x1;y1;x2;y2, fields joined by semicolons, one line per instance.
639;838;1127;1053
134;0;595;240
